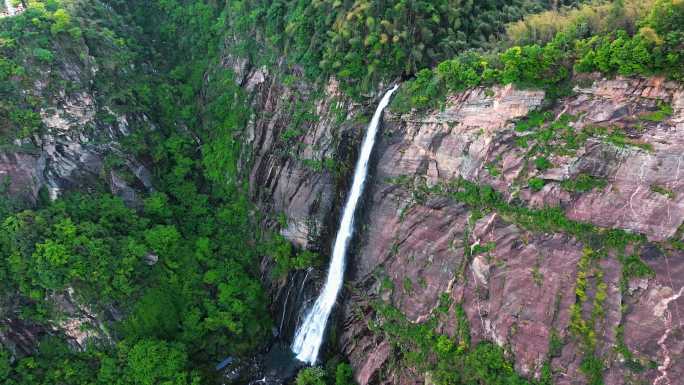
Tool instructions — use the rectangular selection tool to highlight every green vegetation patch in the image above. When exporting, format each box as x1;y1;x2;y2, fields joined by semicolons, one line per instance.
227;0;552;98
371;301;534;385
621;254;656;280
390;177;644;251
650;184;675;199
528;177;546;191
392;0;684;112
561;174;608;193
640;102;674;122
0;0;282;383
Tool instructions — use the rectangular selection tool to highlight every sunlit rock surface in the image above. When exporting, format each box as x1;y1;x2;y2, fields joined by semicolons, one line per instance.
328;77;684;385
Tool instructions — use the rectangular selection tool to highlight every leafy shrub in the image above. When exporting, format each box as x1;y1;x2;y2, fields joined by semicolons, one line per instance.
534;156;552;171
529;177;546;191
650;184;675;199
561;174;608;193
296;367;327;385
50;8;71;35
334;363;354;385
515;111;550;132
549;329;564;357
580;355;605;385
622;254;655;279
32;47;54;62
374;301;531;385
641;102;674;122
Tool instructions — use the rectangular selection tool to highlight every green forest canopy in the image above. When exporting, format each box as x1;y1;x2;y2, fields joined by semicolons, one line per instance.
0;0;682;384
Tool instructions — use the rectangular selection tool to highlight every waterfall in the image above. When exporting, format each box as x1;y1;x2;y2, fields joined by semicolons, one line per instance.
291;85;399;364
4;0;15;16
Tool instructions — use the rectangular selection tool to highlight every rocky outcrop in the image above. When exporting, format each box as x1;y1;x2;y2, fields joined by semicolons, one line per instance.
0;32;151;206
0;318;45;358
332;76;684;385
237;61;369;250
0;151;43;199
49;287;113;351
0;0;25;18
245;76;343;249
0;10;151;356
0;288;111;361
224;52;384;344
561;78;684;241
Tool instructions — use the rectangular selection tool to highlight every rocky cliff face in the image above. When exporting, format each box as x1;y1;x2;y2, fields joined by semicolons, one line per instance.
3;17;683;383
0;11;150;355
235;67;684;384
224;54;388;343
222;56;684;384
0;39;151;206
328;76;684;385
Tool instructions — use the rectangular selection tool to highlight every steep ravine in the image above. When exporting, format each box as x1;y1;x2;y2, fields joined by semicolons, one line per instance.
2;15;682;382
224;54;381;347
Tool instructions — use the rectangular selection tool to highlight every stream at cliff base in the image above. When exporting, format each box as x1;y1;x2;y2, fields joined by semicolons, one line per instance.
291;85;399;364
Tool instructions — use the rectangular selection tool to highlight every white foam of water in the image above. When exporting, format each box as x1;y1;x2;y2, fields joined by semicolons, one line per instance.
291;85;399;364
4;0;15;15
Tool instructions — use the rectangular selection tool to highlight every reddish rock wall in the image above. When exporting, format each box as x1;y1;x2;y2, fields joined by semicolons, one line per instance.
336;77;684;385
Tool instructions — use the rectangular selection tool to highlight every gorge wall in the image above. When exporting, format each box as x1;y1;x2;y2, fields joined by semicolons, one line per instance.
1;11;683;385
2;2;683;385
345;77;684;385
0;6;151;353
244;70;684;385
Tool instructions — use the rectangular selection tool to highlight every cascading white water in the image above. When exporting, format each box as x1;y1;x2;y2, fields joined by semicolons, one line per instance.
4;0;15;16
291;85;399;364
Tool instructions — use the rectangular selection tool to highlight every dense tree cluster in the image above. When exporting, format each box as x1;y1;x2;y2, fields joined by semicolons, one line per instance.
392;0;684;111
505;0;656;46
226;0;575;95
0;0;280;383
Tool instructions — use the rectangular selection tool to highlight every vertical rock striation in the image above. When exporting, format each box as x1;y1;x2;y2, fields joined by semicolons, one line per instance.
325;77;684;385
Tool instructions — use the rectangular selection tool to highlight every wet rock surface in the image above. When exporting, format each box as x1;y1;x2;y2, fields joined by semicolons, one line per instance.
220;342;302;385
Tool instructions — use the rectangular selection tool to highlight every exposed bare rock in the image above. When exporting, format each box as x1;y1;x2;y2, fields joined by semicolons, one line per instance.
330;77;684;385
0;0;24;17
0;50;152;205
436;85;545;128
0;318;44;358
109;171;138;206
355;340;391;385
380;85;544;186
50;288;112;351
621;252;684;385
144;253;159;266
0;151;44;199
242;64;367;250
462;216;584;379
